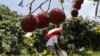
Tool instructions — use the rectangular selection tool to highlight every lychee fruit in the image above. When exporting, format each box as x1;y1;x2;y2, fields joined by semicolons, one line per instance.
49;8;66;25
75;0;84;5
21;15;38;32
36;12;50;29
71;9;78;17
73;3;81;10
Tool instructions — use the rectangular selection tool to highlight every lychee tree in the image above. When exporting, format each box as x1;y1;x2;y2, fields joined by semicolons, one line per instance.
0;4;25;55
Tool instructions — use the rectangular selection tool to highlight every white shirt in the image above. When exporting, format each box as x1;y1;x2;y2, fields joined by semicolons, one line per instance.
46;35;58;46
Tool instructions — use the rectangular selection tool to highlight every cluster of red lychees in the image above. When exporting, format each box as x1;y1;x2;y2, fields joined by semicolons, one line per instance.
71;0;84;17
21;8;66;32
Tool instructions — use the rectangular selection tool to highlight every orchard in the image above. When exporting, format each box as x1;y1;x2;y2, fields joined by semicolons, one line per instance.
0;0;100;56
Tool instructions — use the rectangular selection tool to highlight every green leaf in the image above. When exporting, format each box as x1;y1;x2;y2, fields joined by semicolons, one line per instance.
58;0;64;3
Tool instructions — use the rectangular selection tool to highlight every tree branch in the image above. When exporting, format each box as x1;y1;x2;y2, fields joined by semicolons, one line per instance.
95;0;100;18
31;0;48;14
39;7;45;12
46;0;51;12
18;0;24;7
29;0;35;14
26;0;35;7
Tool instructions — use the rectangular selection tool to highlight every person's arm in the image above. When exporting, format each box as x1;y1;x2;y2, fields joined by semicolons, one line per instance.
55;43;62;50
54;35;62;50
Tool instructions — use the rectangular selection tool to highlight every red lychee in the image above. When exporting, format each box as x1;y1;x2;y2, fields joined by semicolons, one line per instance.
49;8;66;25
73;3;81;10
75;0;84;5
71;9;78;17
21;15;38;32
36;12;50;29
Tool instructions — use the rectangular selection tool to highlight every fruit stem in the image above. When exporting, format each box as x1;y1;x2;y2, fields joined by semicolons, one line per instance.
61;3;64;11
29;0;35;15
46;0;51;12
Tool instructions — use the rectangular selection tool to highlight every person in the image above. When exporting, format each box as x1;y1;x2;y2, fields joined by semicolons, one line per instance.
46;33;62;56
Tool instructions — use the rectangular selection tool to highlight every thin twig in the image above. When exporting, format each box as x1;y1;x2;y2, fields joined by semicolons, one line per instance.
66;3;73;16
26;0;35;7
29;0;35;14
18;0;24;7
95;0;99;19
58;0;64;11
46;0;51;12
98;16;100;19
31;0;48;14
39;7;45;12
61;3;64;11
